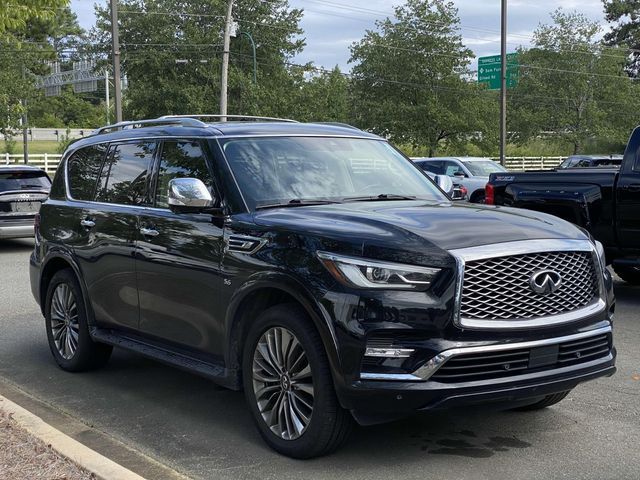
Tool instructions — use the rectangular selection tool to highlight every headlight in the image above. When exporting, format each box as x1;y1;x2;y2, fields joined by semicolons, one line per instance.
317;252;441;290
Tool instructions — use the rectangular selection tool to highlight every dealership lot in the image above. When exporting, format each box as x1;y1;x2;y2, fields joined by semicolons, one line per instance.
1;238;638;480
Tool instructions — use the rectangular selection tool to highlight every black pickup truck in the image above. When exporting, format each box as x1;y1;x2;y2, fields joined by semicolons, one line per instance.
486;128;640;284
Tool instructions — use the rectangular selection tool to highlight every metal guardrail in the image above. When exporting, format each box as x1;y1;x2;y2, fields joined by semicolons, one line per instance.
3;153;568;176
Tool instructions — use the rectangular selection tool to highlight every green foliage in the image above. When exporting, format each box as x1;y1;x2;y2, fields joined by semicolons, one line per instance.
296;67;350;122
0;0;69;37
0;4;89;130
603;0;640;74
1;130;17;154
510;9;640;154
92;0;305;119
349;0;496;156
29;86;105;128
56;127;73;153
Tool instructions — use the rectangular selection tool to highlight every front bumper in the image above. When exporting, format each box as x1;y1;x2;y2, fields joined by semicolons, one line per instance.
337;322;616;422
344;353;615;423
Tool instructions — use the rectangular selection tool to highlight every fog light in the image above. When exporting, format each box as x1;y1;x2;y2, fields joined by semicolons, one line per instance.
364;347;415;358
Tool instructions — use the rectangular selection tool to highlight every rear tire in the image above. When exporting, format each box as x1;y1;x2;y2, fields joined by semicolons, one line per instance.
512;390;571;411
44;269;112;372
242;303;353;458
613;265;640;285
470;191;486;204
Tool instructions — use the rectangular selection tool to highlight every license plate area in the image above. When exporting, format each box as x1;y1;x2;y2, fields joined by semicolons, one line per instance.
12;201;40;213
528;344;559;369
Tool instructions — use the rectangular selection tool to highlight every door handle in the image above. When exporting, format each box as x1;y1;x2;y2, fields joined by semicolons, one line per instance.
623;184;640;192
80;219;95;229
140;227;160;238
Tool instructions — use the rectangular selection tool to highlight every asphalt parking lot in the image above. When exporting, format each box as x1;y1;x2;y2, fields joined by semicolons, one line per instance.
1;238;638;480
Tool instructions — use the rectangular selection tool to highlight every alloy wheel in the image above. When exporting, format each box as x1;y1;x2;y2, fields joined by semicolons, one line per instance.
252;326;314;440
50;283;80;360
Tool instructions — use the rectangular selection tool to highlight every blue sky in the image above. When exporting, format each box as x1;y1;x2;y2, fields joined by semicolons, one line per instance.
70;0;607;71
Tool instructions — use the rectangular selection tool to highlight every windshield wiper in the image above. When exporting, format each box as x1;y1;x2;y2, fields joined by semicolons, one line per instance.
342;194;417;202
255;199;342;210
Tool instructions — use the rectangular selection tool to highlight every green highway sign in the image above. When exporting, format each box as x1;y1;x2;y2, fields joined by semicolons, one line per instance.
478;53;519;90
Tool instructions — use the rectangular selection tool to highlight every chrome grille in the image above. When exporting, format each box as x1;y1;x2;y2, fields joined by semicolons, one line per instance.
460;251;599;322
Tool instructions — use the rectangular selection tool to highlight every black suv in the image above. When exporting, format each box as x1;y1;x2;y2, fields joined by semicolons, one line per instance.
0;165;50;239
30;116;616;458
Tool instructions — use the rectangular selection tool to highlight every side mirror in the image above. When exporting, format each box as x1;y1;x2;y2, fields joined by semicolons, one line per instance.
168;178;215;213
453;171;466;177
434;174;454;195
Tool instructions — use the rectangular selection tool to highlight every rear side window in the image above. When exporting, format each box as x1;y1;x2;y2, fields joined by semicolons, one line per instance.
67;145;107;200
154;141;214;209
96;142;156;206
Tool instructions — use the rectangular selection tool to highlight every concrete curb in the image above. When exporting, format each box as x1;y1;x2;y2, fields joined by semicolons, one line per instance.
0;394;148;480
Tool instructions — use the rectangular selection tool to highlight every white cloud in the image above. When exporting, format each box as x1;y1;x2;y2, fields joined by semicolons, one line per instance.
71;0;607;71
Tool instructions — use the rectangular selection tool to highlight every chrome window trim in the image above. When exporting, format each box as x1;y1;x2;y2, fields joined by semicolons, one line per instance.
361;324;612;382
64;136;212;206
449;239;606;330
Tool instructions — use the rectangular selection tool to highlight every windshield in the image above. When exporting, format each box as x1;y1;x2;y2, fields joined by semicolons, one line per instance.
220;137;447;210
0;171;50;192
462;160;506;176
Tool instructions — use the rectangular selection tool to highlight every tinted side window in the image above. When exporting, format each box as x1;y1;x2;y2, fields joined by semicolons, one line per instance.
67;145;107;200
155;141;214;209
420;161;442;174
96;142;156;205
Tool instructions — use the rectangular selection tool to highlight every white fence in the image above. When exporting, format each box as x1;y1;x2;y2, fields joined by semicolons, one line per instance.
2;153;62;174
3;153;568;176
495;156;566;171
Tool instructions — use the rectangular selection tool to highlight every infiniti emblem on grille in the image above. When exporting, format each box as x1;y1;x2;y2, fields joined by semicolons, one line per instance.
529;269;562;294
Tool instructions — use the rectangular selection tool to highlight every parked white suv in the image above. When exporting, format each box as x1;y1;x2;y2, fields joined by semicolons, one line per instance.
413;157;507;203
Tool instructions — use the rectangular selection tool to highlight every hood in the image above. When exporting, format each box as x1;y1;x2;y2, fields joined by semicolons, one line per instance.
251;200;586;252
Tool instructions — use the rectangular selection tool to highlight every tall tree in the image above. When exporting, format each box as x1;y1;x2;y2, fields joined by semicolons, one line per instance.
510;10;639;154
604;0;640;75
0;0;68;37
0;1;73;132
91;0;305;119
349;0;489;156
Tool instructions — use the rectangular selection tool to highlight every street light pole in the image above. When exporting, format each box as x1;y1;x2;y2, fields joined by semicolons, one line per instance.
220;0;234;121
499;0;507;165
110;0;123;123
240;31;257;84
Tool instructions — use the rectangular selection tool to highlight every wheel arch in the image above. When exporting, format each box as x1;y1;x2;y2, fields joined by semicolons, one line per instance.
224;273;341;386
39;251;93;324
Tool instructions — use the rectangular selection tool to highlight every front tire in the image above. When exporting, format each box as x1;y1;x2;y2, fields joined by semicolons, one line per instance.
613;265;640;285
45;269;112;372
242;304;353;458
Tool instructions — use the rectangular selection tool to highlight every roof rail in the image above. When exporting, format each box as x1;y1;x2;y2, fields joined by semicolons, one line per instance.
93;117;208;135
159;114;299;123
312;121;361;131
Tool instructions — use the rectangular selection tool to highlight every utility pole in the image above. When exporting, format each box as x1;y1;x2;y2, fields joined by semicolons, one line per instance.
21;65;28;164
110;0;123;123
499;0;507;165
220;0;234;121
105;69;110;124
